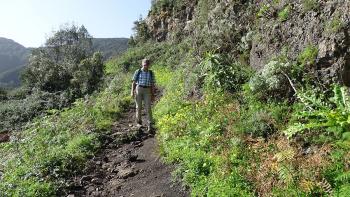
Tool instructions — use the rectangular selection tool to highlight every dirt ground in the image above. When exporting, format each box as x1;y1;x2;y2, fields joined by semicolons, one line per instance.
65;105;189;197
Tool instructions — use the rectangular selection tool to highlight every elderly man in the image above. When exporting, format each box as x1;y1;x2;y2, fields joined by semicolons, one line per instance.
131;58;156;133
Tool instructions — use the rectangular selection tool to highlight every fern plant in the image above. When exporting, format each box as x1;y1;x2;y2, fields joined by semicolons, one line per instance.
336;171;350;183
284;85;350;140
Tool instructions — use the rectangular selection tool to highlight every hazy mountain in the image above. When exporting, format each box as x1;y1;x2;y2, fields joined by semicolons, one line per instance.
0;37;31;87
0;37;128;88
92;38;129;60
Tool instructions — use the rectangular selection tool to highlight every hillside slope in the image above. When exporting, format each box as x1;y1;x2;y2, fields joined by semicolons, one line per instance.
129;0;350;196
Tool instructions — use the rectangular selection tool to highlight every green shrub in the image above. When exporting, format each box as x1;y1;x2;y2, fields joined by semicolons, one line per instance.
257;4;272;18
325;15;344;33
234;85;290;137
321;142;350;196
278;5;291;22
0;88;7;100
302;0;320;12
249;59;292;100
298;45;318;66
22;25;104;98
202;53;252;93
155;94;253;195
285;85;350;140
0;90;71;131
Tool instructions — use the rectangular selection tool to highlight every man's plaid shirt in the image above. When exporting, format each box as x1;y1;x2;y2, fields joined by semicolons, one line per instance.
132;68;155;87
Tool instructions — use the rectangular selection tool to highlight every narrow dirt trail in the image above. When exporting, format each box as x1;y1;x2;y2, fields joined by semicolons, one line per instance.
65;104;189;197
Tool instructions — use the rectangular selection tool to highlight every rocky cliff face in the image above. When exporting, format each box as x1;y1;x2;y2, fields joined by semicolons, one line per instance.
251;0;350;87
146;0;198;42
144;0;350;87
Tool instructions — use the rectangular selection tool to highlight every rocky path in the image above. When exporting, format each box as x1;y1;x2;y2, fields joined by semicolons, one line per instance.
65;105;189;197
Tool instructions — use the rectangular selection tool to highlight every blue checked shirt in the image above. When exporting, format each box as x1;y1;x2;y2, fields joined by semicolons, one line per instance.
132;68;155;87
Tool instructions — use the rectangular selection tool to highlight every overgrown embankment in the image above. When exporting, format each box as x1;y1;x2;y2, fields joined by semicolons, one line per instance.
0;68;131;196
130;0;350;196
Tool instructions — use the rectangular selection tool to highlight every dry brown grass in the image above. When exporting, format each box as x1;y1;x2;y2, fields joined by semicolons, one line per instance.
244;135;332;196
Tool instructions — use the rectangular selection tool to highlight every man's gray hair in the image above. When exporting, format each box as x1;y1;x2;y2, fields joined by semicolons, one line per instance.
142;58;150;65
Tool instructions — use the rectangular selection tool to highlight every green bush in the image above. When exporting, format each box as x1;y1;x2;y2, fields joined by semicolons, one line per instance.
325;15;344;33
298;45;318;66
285;85;350;140
0;90;71;131
202;53;252;93
278;5;291;22
321;142;350;196
22;25;104;98
234;85;290;137
249;59;292;100
302;0;320;12
0;88;7;100
257;4;272;18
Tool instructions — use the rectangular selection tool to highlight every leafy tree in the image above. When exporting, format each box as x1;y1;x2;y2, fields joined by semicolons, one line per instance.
128;36;136;47
0;87;7;100
70;52;104;95
132;16;151;44
22;24;104;98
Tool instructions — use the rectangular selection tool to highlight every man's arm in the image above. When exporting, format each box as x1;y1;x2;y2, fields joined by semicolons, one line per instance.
131;70;139;98
131;81;136;98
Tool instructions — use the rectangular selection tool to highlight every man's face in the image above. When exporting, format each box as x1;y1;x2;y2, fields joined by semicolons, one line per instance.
143;62;150;69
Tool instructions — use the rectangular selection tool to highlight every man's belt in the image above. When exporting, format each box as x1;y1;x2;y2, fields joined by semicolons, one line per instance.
138;85;151;88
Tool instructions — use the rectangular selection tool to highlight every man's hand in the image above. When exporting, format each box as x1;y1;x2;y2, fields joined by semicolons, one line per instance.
131;81;136;99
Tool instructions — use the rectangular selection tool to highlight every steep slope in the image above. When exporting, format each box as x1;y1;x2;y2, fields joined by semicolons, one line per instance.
129;0;350;196
144;0;350;85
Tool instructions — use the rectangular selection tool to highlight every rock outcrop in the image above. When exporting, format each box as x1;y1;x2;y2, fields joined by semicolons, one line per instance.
251;0;350;86
144;0;350;87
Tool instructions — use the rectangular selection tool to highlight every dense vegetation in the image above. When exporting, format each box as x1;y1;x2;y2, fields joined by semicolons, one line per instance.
1;0;350;196
133;0;350;196
0;25;104;132
0;25;132;196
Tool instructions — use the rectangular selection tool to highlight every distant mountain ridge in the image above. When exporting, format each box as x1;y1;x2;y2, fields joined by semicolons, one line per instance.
92;38;129;60
0;37;31;87
0;37;128;88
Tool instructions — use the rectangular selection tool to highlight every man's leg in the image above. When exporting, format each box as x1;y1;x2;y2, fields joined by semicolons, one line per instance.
135;86;143;125
144;88;153;132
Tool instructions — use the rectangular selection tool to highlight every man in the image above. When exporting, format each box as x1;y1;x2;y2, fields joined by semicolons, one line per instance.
131;58;156;133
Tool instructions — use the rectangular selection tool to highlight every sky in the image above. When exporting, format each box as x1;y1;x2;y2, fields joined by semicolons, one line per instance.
0;0;151;47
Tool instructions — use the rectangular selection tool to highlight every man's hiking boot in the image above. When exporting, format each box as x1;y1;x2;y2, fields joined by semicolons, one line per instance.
147;125;155;135
136;121;142;127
